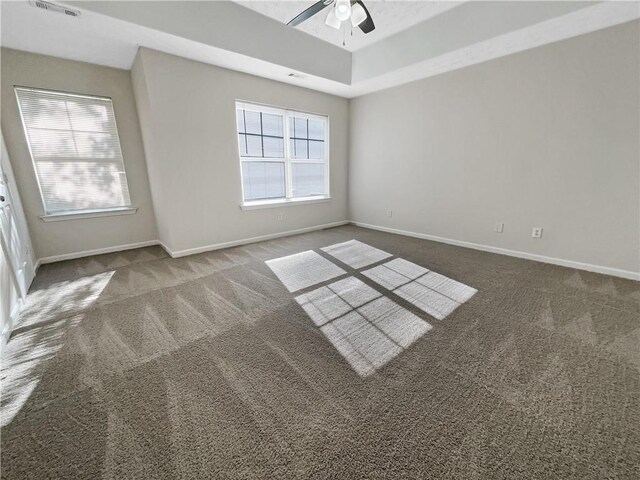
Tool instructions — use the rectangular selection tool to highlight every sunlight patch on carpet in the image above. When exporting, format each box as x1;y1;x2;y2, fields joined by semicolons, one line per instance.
296;278;431;377
296;277;381;326
16;271;115;330
1;315;83;427
363;260;477;320
269;241;476;376
266;250;346;292
321;239;392;269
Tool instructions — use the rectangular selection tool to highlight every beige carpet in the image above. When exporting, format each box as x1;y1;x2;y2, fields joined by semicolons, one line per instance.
1;225;639;479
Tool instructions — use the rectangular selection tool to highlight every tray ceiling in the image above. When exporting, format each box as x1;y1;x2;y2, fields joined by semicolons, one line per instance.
235;1;461;52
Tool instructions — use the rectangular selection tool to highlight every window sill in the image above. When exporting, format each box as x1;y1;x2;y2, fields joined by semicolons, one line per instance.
240;196;330;211
40;207;138;222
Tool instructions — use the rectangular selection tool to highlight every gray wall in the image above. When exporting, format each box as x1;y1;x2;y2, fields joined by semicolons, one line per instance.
349;21;640;274
131;48;349;254
3;20;638;275
1;48;158;260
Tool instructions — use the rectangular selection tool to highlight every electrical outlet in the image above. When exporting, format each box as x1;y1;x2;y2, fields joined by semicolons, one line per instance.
532;227;543;239
494;222;504;233
276;212;284;221
386;209;393;218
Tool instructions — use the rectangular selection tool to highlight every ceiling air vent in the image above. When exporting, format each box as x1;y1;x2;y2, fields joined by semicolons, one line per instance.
29;1;81;17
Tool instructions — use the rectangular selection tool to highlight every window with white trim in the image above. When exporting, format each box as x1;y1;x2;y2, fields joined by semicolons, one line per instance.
15;87;132;216
236;102;328;205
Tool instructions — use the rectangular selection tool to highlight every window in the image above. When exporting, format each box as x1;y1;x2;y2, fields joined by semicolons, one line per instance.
236;102;328;205
15;87;132;216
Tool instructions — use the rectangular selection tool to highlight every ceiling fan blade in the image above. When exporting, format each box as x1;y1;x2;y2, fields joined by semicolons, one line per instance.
287;0;332;27
356;1;375;34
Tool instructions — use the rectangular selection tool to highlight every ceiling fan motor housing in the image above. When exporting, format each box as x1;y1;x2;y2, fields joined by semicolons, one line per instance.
288;0;375;34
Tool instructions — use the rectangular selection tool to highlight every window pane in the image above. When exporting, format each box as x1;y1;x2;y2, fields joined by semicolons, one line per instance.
308;119;325;140
291;117;307;138
262;113;283;137
291;139;308;159
238;134;248;156
263;136;284;158
236;109;245;134
246;135;263;157
308;140;324;159
292;163;324;198
237;109;284;158
242;161;285;201
244;110;261;134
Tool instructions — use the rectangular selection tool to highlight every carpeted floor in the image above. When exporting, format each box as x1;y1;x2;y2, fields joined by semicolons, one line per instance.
1;225;639;479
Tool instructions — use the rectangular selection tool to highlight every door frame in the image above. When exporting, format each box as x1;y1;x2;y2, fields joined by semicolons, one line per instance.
1;130;36;351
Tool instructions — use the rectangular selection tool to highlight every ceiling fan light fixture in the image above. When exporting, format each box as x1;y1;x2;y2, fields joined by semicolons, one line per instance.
350;3;367;27
286;0;375;35
325;8;341;29
334;0;351;21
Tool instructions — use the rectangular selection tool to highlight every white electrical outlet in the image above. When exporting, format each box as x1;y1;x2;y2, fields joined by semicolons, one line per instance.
494;222;504;233
276;212;284;221
386;209;393;218
532;227;543;238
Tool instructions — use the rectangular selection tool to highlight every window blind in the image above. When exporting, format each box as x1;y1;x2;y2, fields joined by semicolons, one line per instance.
15;87;131;215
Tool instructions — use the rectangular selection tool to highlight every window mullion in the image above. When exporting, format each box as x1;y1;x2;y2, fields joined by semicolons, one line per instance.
259;112;265;157
306;119;310;159
243;110;248;155
284;112;293;199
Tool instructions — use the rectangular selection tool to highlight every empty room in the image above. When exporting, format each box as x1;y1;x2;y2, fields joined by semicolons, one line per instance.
1;0;639;478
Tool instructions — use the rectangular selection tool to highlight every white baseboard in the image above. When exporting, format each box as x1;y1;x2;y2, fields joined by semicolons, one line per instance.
156;240;173;258
32;220;638;281
163;220;350;258
352;221;640;281
35;240;160;268
35;221;351;265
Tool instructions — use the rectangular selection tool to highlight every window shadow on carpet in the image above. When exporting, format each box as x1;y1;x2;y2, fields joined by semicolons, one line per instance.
268;240;477;377
296;277;432;377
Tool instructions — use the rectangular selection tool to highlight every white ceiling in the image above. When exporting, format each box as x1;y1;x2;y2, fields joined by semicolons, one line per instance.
235;1;462;52
1;1;638;98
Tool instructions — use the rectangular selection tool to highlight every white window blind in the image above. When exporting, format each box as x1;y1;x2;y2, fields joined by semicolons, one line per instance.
236;102;328;204
15;87;131;215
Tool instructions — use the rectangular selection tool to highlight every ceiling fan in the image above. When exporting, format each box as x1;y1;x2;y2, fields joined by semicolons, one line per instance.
287;0;375;34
